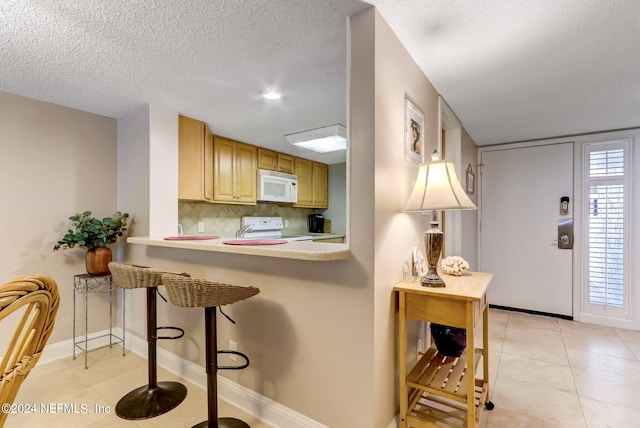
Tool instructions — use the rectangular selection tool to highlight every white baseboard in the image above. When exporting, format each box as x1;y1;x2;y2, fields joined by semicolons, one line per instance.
42;329;327;428
39;327;127;365
577;312;639;330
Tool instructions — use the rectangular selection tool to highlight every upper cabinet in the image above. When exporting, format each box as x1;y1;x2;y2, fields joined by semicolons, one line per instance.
178;115;214;202
312;161;329;208
178;115;328;207
295;158;328;208
277;153;295;174
213;136;257;204
257;148;277;170
295;158;312;206
258;148;296;174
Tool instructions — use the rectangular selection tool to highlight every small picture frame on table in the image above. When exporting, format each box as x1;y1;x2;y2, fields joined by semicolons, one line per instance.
404;98;424;164
466;163;475;195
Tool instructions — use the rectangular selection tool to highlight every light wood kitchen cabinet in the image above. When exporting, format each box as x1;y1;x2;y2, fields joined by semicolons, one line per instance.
294;158;312;206
294;158;328;208
259;149;295;174
178;115;327;207
277;153;295;174
178;115;214;202
257;148;277;170
311;161;328;208
213;136;257;204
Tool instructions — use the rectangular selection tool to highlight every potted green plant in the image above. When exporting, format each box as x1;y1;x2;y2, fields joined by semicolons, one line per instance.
53;211;130;276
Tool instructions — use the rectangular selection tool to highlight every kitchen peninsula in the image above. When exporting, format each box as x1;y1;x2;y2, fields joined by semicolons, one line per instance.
127;236;350;261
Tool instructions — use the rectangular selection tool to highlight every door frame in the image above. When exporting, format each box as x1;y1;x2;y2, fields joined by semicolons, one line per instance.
438;97;463;257
479;130;640;329
574;131;638;329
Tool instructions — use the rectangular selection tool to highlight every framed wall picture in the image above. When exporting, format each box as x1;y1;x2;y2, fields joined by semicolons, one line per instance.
404;98;424;164
466;163;475;195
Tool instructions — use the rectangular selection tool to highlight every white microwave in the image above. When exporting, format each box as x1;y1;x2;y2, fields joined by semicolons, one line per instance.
257;169;298;203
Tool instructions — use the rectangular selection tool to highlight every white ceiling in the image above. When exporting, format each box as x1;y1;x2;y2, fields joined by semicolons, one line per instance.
2;1;639;162
369;0;640;145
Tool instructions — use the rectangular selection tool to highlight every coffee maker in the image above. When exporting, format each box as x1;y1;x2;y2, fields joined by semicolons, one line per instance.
307;214;324;233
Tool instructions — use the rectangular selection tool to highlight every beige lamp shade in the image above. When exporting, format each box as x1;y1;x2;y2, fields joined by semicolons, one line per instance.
404;161;477;212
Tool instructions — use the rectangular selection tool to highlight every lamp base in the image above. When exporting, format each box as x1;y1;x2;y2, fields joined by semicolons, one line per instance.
421;268;445;287
422;221;445;287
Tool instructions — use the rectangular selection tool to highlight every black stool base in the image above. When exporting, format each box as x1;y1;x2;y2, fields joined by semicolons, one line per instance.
116;381;187;420
193;417;250;428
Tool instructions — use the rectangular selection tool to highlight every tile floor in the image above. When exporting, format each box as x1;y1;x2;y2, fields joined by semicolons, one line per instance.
3;346;272;428
483;309;640;428
4;309;640;427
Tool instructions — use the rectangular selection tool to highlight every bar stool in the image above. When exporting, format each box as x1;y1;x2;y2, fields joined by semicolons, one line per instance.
108;262;188;419
161;272;260;428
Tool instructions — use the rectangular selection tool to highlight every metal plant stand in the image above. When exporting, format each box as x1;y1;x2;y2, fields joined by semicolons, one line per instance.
73;273;125;369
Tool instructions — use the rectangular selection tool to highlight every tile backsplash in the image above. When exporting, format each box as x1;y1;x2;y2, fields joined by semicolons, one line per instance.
179;201;315;236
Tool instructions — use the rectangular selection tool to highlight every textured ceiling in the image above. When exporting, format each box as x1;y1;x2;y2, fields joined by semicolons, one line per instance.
0;0;369;164
2;1;639;159
369;0;640;145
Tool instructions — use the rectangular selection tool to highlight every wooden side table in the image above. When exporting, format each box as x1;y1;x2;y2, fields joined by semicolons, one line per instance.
73;273;125;369
394;271;494;428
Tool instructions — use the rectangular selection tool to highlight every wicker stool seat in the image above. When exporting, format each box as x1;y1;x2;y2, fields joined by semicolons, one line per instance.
161;273;259;428
162;275;260;309
108;262;188;420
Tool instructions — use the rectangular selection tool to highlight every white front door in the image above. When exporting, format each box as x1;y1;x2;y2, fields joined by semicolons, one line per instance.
479;142;574;317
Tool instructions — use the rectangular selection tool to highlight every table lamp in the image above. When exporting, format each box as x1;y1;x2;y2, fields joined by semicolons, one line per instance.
404;151;477;286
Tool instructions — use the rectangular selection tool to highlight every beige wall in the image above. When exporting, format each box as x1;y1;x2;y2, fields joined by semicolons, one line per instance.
363;8;479;423
365;8;446;423
325;163;347;234
115;7;479;428
0;90;117;345
118;101;378;428
0;5;478;426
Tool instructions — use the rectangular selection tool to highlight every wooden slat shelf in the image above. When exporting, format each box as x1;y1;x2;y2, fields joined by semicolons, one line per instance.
406;382;486;428
407;347;483;403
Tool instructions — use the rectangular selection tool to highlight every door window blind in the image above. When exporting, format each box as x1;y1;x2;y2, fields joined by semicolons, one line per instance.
584;142;629;315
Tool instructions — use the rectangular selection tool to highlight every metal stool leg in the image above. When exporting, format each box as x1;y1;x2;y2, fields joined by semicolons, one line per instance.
116;287;188;419
193;306;249;428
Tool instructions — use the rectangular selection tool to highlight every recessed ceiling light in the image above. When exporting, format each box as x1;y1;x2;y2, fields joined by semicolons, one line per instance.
262;91;282;100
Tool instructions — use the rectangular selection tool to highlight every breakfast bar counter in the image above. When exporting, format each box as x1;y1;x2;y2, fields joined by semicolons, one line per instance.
127;236;351;261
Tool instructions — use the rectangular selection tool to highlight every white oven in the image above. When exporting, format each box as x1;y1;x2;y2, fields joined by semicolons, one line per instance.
241;216;312;241
257;169;298;203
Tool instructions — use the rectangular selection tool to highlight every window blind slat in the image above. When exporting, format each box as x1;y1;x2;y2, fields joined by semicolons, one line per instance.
587;147;625;309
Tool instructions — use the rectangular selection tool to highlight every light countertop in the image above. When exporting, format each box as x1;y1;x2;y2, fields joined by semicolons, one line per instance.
127;236;351;261
393;271;493;302
308;233;345;241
